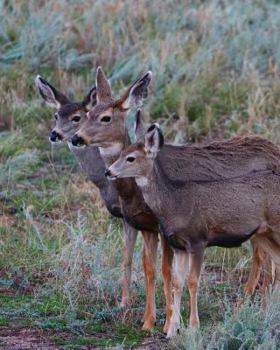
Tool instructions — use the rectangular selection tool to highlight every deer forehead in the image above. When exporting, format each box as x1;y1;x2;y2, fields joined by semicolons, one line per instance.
122;144;146;158
89;104;114;118
58;103;84;118
99;108;113;118
126;150;144;159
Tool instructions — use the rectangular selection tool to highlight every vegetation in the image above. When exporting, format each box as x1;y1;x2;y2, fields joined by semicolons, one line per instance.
1;0;280;348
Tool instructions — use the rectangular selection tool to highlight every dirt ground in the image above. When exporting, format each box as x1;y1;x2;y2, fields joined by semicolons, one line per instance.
0;327;164;350
0;327;64;350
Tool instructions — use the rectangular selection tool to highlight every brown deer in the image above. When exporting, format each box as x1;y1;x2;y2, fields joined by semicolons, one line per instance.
35;76;138;309
71;68;174;332
71;68;275;332
106;113;280;337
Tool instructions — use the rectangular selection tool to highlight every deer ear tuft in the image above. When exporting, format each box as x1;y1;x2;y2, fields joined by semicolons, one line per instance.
96;67;113;102
35;75;69;109
145;123;164;158
83;86;97;111
134;109;146;142
116;71;152;111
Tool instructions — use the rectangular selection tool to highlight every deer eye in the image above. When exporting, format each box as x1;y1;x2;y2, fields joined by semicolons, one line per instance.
100;115;111;123
72;115;81;123
126;156;135;163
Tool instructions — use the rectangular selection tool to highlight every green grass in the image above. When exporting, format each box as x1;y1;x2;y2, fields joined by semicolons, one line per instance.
52;324;145;348
172;293;280;349
0;319;9;327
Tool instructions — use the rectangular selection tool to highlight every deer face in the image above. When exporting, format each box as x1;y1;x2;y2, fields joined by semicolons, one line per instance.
106;123;164;182
71;67;152;151
35;76;96;143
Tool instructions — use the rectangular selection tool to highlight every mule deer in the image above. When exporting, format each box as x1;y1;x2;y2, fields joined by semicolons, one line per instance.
35;76;138;308
71;68;174;332
107;112;280;337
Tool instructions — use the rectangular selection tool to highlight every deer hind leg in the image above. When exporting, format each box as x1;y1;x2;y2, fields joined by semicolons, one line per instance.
187;249;204;329
121;220;138;307
252;236;280;290
141;231;158;331
244;239;267;298
166;250;189;339
160;236;174;334
260;255;274;295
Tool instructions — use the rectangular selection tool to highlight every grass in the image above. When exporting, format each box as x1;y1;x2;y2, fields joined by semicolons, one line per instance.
171;292;280;349
1;0;280;349
52;324;145;348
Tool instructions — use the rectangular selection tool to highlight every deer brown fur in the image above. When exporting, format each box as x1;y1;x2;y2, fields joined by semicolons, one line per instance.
108;116;280;337
35;76;138;308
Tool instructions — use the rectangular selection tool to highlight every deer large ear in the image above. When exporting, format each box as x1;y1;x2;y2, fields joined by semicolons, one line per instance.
35;75;69;109
83;86;97;111
144;124;164;158
96;66;113;102
115;71;152;111
134;109;146;143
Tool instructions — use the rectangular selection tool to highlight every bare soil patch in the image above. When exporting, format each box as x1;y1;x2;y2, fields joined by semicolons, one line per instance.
0;327;65;350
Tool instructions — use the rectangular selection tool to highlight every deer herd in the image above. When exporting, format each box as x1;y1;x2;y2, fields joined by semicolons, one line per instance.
35;68;280;338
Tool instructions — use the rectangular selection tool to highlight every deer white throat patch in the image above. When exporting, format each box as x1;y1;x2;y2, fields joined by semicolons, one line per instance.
136;176;148;187
99;143;123;157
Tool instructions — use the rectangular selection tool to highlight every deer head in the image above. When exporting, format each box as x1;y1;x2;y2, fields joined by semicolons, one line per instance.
35;76;96;143
105;113;164;181
71;67;152;151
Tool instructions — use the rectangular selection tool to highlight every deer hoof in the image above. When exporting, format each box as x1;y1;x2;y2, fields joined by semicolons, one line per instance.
142;317;156;331
163;320;170;334
119;297;130;308
190;319;200;329
166;322;180;339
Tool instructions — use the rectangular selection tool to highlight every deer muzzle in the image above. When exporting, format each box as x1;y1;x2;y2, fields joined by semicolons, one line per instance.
104;168;118;180
49;130;63;143
71;134;85;147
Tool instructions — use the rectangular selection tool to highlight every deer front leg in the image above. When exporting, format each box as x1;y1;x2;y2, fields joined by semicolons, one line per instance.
141;231;158;331
167;250;189;339
187;249;204;328
160;236;174;334
121;220;138;308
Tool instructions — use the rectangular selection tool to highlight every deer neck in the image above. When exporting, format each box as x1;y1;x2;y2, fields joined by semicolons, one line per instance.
67;142;106;184
135;164;158;207
135;156;179;217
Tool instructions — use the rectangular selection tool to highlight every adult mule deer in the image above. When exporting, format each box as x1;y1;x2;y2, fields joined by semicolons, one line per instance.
71;67;174;332
35;76;138;309
106;113;280;338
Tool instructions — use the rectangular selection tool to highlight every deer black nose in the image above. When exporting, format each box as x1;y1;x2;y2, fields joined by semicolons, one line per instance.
104;169;111;177
71;134;85;147
49;130;62;142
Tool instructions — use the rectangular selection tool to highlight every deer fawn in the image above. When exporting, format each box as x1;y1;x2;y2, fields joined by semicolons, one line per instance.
106;111;280;337
71;67;174;332
35;76;138;309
